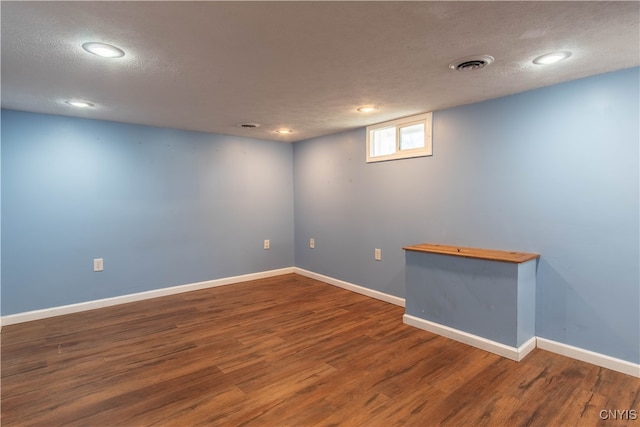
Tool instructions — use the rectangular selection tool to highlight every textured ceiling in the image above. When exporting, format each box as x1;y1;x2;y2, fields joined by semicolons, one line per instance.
2;1;639;142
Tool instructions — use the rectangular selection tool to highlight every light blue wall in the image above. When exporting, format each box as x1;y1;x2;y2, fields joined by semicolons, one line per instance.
294;67;639;363
1;115;2;315
2;68;638;365
1;111;294;315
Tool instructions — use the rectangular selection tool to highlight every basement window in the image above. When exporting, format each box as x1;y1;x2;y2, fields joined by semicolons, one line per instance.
366;112;433;163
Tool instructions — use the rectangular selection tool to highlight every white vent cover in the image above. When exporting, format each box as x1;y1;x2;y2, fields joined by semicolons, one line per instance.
449;55;495;71
236;122;261;128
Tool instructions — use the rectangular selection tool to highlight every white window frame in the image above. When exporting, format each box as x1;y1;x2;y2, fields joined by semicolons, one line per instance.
366;112;433;163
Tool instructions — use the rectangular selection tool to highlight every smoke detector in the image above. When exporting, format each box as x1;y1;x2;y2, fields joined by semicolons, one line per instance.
449;55;495;71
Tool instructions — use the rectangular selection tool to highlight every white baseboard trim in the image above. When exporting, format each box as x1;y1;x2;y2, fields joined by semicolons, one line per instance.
294;268;405;307
536;337;640;378
1;267;295;326
403;314;536;362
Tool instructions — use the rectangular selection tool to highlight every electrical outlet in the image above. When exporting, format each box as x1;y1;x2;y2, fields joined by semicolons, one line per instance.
264;239;270;250
374;248;382;261
93;258;104;272
310;238;315;249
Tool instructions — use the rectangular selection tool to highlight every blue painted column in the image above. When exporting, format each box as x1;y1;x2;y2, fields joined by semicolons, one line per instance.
405;245;538;349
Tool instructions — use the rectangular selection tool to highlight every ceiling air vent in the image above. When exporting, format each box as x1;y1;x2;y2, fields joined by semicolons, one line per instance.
236;122;261;129
449;55;494;71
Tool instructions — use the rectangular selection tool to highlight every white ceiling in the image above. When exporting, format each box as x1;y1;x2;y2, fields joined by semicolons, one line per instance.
2;1;639;142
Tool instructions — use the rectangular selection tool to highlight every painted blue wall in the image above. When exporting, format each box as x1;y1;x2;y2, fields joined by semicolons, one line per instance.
294;67;639;363
2;67;638;365
1;111;294;314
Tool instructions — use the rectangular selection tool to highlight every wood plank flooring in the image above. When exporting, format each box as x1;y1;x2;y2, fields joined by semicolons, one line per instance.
2;273;638;426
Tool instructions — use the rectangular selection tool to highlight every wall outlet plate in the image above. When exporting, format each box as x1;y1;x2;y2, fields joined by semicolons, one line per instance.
264;240;270;250
310;238;315;249
375;248;382;261
93;258;104;272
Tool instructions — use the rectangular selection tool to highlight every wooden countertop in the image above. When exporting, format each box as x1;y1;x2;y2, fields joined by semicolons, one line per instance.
403;243;540;263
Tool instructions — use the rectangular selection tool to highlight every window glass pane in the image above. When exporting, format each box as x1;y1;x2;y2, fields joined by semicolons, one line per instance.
371;127;396;157
399;123;424;150
366;112;432;163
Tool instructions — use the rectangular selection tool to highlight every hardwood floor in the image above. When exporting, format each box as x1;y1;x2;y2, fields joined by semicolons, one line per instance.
2;273;638;426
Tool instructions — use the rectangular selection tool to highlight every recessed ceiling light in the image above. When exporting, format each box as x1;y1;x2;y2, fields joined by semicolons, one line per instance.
449;55;494;71
65;100;94;108
82;42;125;58
275;129;293;134
532;51;571;65
357;105;379;113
